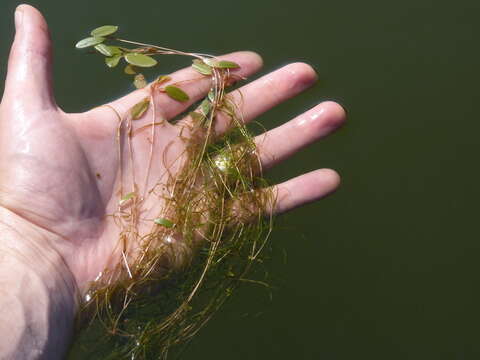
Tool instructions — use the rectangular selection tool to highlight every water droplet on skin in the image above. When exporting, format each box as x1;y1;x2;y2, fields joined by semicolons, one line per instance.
298;108;325;127
310;109;323;120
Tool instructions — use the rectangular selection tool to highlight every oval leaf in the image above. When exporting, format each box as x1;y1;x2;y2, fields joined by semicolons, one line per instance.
94;44;111;56
203;58;217;67
190;111;209;127
125;53;158;68
105;54;122;68
208;89;216;102
155;75;171;85
216;60;240;69
96;44;122;57
154;218;174;228
200;99;211;116
131;98;150;120
94;44;116;57
75;36;105;49
124;64;137;75
91;25;119;37
203;58;240;69
192;59;212;75
190;111;205;122
165;85;189;102
134;74;148;89
109;46;122;56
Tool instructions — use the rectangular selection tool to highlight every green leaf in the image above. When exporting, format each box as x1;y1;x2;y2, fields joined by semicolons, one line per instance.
130;98;150;120
119;192;135;205
124;64;137;75
154;218;174;228
110;46;122;56
200;99;211;116
203;58;217;67
192;59;212;75
165;85;189;102
190;111;205;122
134;74;148;89
125;53;158;68
216;60;240;69
203;58;240;69
91;25;119;37
94;44;122;57
105;55;122;68
75;36;105;49
208;89;216;102
155;75;171;85
190;111;209;128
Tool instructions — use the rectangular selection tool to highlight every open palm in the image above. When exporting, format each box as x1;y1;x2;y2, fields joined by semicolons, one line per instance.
0;5;345;294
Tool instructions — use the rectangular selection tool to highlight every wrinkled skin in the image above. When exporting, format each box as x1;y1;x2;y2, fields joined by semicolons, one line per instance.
0;5;345;296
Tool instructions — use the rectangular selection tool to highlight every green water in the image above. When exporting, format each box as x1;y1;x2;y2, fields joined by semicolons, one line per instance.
1;0;479;358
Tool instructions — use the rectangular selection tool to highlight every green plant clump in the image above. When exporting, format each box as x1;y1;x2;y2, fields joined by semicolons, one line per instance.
70;25;275;359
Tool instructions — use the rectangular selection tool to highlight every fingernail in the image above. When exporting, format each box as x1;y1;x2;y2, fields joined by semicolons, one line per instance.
15;7;24;29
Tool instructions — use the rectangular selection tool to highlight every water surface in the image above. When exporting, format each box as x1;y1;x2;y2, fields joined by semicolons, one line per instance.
1;0;479;358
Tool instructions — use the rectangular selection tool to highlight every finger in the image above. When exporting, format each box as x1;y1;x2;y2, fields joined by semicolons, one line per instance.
269;169;341;215
229;168;340;222
197;62;318;136
104;51;263;120
256;101;346;170
2;5;56;109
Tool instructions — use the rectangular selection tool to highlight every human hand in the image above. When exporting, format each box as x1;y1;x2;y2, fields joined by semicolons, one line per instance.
0;4;345;300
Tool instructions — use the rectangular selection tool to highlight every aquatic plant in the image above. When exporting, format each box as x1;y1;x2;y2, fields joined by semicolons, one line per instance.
70;25;274;359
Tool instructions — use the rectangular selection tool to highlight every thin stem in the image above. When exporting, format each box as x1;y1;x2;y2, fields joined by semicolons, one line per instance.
114;38;209;60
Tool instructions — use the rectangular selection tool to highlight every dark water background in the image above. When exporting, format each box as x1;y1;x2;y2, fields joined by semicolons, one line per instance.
1;0;479;358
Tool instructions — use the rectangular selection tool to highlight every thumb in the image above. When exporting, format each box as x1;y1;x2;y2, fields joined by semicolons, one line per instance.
3;5;56;109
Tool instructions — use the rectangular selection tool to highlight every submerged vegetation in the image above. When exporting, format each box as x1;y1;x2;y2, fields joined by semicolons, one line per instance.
70;25;274;359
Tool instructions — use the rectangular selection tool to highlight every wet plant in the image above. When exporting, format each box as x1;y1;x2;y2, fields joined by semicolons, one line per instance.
69;25;275;359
